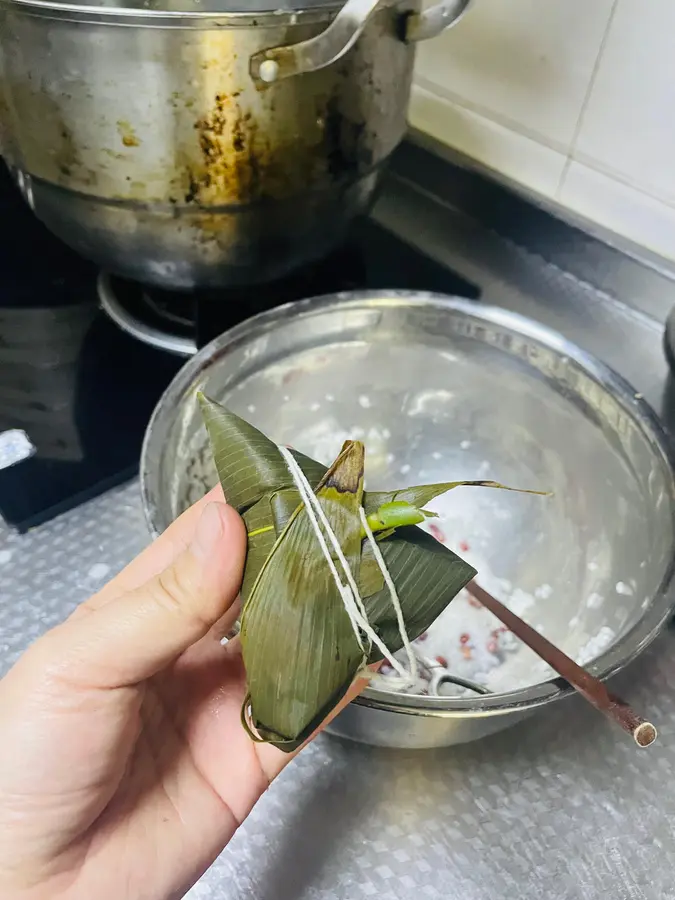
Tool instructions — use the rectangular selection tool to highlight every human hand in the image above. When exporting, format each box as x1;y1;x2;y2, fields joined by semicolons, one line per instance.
0;489;366;900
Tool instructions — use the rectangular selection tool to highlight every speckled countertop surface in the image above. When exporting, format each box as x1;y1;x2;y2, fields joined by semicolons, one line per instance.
4;147;675;899
2;480;675;899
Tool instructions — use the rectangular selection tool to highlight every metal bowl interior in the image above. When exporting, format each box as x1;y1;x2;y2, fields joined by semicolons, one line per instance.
140;290;675;727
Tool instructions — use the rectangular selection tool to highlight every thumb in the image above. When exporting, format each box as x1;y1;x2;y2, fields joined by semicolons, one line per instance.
36;502;246;688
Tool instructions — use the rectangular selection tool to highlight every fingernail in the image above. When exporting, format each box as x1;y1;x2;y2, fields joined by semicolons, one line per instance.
191;502;225;560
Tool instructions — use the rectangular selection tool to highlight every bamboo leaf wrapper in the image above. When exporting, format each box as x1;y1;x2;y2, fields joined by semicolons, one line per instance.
198;393;544;751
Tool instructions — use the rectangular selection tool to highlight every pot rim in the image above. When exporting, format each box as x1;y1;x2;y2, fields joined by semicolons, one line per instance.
0;0;337;26
140;288;675;723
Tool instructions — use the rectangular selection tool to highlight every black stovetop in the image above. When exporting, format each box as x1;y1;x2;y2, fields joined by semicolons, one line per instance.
0;162;479;532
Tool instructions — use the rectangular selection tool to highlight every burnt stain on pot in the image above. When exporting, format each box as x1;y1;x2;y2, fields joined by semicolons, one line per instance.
323;96;369;178
183;92;265;208
116;120;140;148
180;86;371;216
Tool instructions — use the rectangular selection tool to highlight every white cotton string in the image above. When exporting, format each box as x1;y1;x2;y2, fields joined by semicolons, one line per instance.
278;447;368;654
358;507;418;685
278;447;406;674
278;446;415;685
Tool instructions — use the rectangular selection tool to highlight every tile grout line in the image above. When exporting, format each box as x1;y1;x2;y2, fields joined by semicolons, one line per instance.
555;0;621;199
571;149;675;212
411;76;570;157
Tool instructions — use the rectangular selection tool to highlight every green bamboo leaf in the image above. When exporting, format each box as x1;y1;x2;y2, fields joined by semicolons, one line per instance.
198;393;324;512
199;393;325;604
240;502;278;603
361;530;476;660
198;396;543;609
199;395;540;602
287;449;326;487
240;441;367;749
359;481;547;599
197;395;546;750
198;392;288;514
365;481;549;515
270;489;304;534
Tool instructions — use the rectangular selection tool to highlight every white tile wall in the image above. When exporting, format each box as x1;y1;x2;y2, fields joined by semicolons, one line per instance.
409;0;675;264
414;0;615;150
409;84;567;196
559;162;675;262
572;0;675;206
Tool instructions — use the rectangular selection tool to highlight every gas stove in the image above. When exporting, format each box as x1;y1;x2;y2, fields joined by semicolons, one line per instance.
96;218;478;358
0;154;479;532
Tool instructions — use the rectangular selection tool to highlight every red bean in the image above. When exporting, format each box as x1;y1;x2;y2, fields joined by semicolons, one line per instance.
429;523;446;543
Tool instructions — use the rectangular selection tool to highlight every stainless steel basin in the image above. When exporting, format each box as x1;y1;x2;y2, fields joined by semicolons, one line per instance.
140;290;675;747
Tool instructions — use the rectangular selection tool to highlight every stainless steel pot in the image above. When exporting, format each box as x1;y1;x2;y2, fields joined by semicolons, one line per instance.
140;290;675;749
0;0;471;289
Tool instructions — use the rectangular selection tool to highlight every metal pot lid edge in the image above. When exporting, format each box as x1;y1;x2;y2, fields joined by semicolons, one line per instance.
1;0;338;23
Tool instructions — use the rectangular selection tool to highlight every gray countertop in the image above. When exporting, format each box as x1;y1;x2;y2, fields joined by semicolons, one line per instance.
3;143;675;900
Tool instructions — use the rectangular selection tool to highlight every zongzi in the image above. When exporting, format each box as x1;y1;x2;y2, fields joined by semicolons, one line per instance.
198;392;546;752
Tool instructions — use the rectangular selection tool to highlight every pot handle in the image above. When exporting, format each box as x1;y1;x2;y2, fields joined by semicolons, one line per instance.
249;0;472;84
250;0;384;84
404;0;472;43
